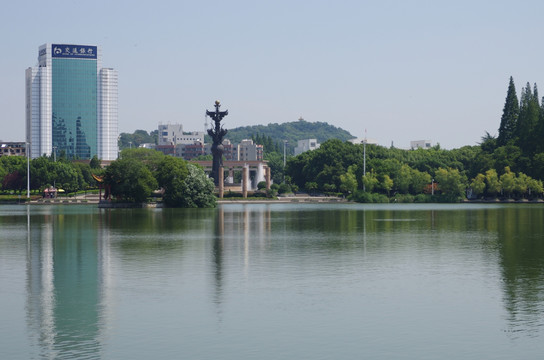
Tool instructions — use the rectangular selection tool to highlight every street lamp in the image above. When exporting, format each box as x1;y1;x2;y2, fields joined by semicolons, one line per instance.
363;137;367;192
52;146;57;162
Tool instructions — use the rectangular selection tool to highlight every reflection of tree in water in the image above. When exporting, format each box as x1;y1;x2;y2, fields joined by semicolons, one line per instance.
76;117;91;159
52;113;69;156
52;114;91;159
497;207;544;336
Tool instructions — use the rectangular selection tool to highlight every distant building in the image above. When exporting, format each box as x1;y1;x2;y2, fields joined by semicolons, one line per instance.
176;141;206;160
158;123;204;146
294;139;320;156
26;43;118;160
238;139;263;161
410;140;432;149
139;143;156;149
156;144;175;156
158;124;183;146
220;139;237;161
155;124;262;162
0;142;26;157
348;138;379;146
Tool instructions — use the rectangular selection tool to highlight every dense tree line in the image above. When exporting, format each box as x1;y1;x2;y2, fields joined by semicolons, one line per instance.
118;129;158;150
286;139;543;202
226;119;354;153
0;154;102;194
251;133;283;154
103;148;216;207
493;77;544;179
1;149;216;207
285;77;544;202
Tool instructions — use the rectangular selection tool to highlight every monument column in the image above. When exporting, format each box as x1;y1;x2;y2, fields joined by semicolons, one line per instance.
265;166;271;190
219;166;224;198
242;166;248;198
206;101;228;186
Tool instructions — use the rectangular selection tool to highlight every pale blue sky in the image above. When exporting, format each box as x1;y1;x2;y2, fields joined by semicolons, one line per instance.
2;0;544;149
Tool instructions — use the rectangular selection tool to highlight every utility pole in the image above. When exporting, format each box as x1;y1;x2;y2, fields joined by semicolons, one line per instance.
283;140;288;183
363;129;367;191
26;141;30;199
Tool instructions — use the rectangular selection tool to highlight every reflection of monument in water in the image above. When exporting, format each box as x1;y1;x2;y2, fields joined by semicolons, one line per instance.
25;207;112;357
211;205;272;303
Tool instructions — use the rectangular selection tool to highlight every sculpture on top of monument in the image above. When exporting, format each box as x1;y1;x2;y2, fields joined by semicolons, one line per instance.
206;100;228;185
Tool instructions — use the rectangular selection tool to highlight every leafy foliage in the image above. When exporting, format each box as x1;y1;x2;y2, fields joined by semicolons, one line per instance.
156;156;189;207
225;119;354;154
104;158;158;203
102;149;216;207
118;129;158;150
177;164;216;208
497;76;519;147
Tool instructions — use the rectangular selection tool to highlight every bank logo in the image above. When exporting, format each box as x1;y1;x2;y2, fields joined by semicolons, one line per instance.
51;44;97;59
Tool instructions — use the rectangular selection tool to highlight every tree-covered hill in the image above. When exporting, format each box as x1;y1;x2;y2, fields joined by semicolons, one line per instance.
224;119;355;149
118;120;354;151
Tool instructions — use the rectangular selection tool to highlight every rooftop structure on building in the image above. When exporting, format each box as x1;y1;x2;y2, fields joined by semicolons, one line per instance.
410;140;432;149
348;137;379;146
0;142;26;157
158;123;204;146
294;139;320;156
238;139;263;161
26;43;118;160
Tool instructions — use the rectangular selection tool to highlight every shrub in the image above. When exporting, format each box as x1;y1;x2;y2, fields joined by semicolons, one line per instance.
278;183;291;194
351;191;389;203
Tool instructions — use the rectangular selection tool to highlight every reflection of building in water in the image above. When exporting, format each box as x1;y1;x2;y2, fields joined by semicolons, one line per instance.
212;205;272;292
25;207;111;358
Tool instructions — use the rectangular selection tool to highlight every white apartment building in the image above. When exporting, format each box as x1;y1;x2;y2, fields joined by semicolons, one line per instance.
294;139;320;156
158;123;204;146
238;139;263;161
410;140;433;149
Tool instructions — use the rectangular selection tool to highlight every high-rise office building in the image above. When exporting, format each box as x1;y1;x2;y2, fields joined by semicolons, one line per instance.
26;43;118;160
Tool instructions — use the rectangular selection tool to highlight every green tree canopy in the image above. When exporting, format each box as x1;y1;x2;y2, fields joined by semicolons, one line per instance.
470;173;486;197
104;158;157;203
497;76;519;147
156;156;189;207
177;164;216;208
120;148;165;173
434;167;466;200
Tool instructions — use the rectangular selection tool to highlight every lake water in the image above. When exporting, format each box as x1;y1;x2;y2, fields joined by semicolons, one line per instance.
1;203;544;359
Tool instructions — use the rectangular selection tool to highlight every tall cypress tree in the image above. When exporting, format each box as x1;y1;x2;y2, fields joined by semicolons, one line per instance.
497;76;520;146
517;82;540;155
538;97;544;153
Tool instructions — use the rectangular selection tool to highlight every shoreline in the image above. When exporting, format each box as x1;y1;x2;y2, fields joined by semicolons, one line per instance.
6;197;544;207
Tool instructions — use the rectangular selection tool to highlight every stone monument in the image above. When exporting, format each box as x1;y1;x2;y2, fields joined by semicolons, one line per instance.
206;100;228;185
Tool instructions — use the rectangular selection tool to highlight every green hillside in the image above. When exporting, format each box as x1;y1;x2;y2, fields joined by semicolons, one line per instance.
224;119;355;150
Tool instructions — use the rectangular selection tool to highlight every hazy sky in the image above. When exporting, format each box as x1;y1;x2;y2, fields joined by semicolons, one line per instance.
2;0;544;149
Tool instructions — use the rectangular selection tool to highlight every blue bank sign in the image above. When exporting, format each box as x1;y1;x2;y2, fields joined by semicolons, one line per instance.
51;44;97;59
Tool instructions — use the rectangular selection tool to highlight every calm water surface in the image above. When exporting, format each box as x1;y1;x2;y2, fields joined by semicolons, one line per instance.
1;203;544;359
